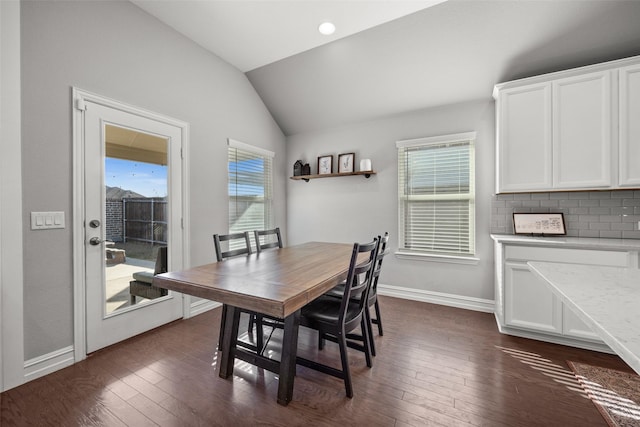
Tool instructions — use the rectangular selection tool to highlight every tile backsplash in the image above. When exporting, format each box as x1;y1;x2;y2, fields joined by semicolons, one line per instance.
490;190;640;239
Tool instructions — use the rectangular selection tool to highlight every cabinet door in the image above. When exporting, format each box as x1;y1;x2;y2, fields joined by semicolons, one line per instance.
497;83;552;192
504;261;562;334
619;64;640;186
563;306;601;341
553;71;612;189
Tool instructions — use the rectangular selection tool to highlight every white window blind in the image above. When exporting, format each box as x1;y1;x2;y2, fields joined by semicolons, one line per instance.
227;139;274;246
397;132;476;256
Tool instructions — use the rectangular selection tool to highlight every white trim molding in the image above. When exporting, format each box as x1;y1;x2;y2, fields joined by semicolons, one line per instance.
189;299;221;318
24;346;75;383
378;283;494;313
72;88;191;362
1;0;25;392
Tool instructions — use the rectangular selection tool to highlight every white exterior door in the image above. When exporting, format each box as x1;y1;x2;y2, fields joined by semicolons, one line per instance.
83;100;184;353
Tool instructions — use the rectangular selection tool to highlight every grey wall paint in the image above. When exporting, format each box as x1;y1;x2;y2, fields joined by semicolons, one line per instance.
286;99;495;301
491;191;640;239
21;1;285;359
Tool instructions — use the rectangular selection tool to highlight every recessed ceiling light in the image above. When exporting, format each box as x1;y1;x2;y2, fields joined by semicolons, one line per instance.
318;22;336;36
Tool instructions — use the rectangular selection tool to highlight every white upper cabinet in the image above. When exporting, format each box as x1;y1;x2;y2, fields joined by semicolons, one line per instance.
619;63;640;186
552;71;612;189
495;55;640;193
497;84;552;192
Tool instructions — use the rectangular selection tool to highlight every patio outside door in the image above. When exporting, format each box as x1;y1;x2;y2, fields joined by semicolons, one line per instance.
83;100;184;353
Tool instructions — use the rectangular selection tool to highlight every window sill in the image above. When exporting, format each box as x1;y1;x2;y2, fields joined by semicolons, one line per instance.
395;251;480;265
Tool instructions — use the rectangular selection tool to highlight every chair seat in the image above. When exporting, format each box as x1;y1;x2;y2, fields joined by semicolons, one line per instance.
132;270;154;283
301;296;361;327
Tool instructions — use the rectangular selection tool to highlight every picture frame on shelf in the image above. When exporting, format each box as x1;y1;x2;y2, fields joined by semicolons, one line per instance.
513;212;566;236
317;155;333;175
338;153;355;173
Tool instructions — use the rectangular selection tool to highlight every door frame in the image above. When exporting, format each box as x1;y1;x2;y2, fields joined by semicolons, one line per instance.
72;88;191;362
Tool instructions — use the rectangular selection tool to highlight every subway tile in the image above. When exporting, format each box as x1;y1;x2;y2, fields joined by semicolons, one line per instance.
599;215;622;222
578;229;601;238
569;207;589;215
507;201;523;208
623;198;640;207
492;200;506;208
600;199;623;207
514;194;531;200
588;207;611;215
566;229;580;237
610;207;633;215
531;193;550;200
589;191;611;199
559;200;579;208
599;230;622;239
550;192;569;199
522;201;540;208
540;200;559;207
579;199;600;207
611;222;634;231
589;222;610;231
621;214;640;223
611;190;635;199
496;194;514;200
622;230;640;239
568;192;586;199
578;215;600;222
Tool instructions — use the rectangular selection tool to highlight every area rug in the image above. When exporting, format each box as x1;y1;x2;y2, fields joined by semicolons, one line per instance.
567;361;640;427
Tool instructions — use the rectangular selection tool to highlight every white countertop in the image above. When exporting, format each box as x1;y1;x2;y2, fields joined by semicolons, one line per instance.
491;234;640;251
528;261;640;375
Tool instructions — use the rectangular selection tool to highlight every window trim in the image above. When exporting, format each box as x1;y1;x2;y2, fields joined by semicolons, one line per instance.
226;138;275;240
396;131;477;259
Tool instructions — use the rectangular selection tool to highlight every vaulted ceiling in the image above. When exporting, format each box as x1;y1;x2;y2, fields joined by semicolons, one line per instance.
133;0;640;136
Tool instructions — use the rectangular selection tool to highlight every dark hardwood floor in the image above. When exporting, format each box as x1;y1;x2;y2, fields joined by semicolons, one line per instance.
1;296;631;426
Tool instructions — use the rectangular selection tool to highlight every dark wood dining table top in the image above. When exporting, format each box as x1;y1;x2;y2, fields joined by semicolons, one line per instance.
153;241;355;318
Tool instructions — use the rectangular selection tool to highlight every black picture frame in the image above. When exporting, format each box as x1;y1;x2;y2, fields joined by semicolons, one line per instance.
513;212;566;236
338;153;355;173
317;155;333;175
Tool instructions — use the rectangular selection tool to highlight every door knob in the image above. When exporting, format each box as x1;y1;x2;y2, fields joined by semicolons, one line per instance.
89;237;103;246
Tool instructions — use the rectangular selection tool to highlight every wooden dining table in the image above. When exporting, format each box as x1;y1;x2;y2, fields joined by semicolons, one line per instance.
152;241;357;405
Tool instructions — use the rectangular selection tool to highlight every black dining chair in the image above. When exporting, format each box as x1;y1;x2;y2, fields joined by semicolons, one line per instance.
251;228;285;341
296;237;379;398
213;231;266;353
254;227;283;253
322;232;389;357
213;231;252;261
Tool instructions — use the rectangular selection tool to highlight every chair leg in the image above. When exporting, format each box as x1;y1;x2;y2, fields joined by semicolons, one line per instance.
248;314;255;335
337;333;353;398
256;315;264;354
318;332;325;350
374;299;384;336
361;318;372;368
365;306;376;357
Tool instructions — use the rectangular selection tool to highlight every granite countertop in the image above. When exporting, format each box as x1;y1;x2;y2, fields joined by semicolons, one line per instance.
491;234;640;251
527;261;640;375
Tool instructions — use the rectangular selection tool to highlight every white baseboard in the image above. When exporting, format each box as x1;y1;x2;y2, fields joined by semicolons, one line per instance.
377;283;495;313
24;346;75;382
189;299;220;317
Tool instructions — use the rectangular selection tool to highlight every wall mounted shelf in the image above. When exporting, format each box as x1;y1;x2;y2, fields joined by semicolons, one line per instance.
290;170;376;182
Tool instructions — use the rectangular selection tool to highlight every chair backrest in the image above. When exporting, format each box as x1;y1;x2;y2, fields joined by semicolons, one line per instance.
369;232;389;301
254;227;283;253
213;231;252;262
154;246;168;275
340;238;380;330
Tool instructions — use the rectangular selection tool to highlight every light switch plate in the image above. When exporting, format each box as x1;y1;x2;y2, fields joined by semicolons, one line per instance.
31;211;65;230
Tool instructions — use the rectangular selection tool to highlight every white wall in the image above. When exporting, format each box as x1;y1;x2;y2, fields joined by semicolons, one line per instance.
20;1;285;361
287;99;495;303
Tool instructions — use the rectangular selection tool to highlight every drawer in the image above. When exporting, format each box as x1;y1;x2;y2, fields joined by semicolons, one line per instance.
504;245;629;267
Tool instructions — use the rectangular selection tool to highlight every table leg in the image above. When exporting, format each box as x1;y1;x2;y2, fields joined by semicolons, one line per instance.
218;304;240;379
277;309;300;406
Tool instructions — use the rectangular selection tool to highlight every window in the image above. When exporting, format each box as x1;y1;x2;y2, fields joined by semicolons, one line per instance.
227;139;274;243
397;132;476;257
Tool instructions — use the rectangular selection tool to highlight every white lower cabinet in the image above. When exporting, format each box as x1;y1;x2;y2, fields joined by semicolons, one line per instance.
496;241;633;352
